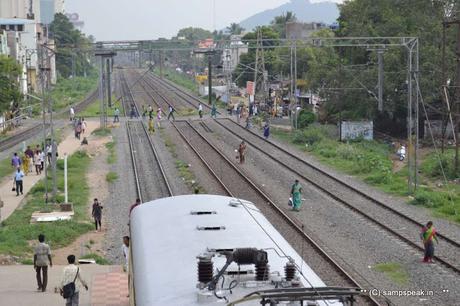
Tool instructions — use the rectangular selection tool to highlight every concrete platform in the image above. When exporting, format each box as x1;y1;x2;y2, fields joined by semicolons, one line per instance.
0;265;128;306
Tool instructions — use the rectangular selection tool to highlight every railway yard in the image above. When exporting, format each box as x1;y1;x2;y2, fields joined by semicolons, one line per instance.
0;68;459;306
100;69;460;305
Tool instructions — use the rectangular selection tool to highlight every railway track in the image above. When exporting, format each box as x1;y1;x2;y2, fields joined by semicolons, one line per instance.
171;119;382;306
0;88;98;152
212;118;460;275
126;121;173;202
120;70;173;202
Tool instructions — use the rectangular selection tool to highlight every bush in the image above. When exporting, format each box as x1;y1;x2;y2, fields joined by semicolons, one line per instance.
297;110;316;128
293;128;324;145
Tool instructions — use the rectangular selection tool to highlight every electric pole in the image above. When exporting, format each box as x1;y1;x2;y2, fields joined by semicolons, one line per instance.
454;20;460;173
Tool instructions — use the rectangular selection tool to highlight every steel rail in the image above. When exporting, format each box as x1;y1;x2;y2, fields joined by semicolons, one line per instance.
214;118;460;275
146;72;220;113
172;119;382;306
125;121;144;202
121;70;174;198
0;88;98;152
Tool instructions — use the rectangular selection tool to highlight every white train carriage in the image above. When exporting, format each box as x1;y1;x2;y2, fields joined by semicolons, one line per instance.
129;195;358;306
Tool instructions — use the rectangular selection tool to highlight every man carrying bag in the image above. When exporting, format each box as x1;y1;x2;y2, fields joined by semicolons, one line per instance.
60;255;88;306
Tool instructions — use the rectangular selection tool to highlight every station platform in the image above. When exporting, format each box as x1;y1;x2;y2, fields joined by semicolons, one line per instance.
0;264;128;306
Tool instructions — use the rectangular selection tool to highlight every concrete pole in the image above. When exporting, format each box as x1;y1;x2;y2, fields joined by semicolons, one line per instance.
378;50;384;112
208;53;212;106
99;57;105;128
39;44;48;203
455;23;460;173
64;153;68;204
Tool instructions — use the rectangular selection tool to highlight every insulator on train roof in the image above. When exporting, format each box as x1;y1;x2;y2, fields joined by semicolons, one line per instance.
284;262;296;281
255;262;270;281
197;256;213;284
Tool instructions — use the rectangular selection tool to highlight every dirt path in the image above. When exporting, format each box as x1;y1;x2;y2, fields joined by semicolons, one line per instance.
53;130;112;265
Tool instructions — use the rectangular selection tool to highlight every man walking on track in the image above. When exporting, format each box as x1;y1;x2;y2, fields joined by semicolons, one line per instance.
168;105;176;121
92;198;103;231
211;104;217;118
113;108;120;123
198;103;203;119
290;180;303;211
34;234;52;292
421;221;438;263
237;141;247;164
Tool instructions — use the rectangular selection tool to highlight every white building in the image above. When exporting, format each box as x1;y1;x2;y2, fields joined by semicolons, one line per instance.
0;29;9;54
222;35;248;72
0;18;40;94
0;0;40;20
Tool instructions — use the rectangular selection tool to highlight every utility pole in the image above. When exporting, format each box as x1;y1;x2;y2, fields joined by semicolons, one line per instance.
159;50;163;79
208;53;212;105
38;44;49;203
294;40;298;106
106;58;112;108
253;29;266;106
454;21;460;173
95;50;116;129
377;50;384;112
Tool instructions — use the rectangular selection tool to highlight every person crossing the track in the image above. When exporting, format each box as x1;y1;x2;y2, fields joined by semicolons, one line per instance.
290;180;303;211
263;122;270;139
167;105;176;121
421;221;438;263
211;104;217;118
113;108;120;123
198;103;203;119
237;141;247;164
156;107;162;128
148;118;155;133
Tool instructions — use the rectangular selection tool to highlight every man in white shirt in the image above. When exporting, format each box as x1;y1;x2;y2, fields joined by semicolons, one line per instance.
122;236;129;272
70;106;75;122
60;255;88;306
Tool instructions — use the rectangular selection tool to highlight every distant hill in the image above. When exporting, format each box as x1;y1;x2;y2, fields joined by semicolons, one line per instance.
239;0;339;31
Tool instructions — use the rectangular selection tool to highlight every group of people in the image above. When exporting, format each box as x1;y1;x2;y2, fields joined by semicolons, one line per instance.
11;145;48;196
73;118;87;140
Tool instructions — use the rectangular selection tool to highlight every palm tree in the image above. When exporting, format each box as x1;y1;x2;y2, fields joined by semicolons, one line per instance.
271;11;297;38
226;23;245;35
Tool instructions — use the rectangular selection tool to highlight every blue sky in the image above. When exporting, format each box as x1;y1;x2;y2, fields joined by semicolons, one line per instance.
66;0;343;41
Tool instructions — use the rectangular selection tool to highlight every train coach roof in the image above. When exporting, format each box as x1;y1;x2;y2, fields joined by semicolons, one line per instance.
130;195;330;306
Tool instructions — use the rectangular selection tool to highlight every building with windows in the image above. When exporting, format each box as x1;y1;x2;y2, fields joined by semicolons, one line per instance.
0;0;40;20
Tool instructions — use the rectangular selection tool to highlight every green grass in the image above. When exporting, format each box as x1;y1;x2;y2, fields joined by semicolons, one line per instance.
160;129;178;158
0;157;12;181
373;262;409;285
105;141;116;164
105;171;118;183
0;150;93;259
80;253;110;265
271;126;460;223
50;75;98;113
79;95;121;118
154;68;198;93
175;160;205;194
91;127;111;137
